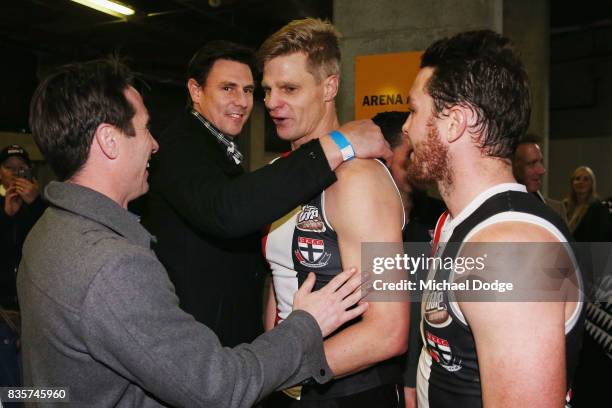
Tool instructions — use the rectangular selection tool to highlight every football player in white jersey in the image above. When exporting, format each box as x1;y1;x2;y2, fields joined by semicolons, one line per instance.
259;18;409;407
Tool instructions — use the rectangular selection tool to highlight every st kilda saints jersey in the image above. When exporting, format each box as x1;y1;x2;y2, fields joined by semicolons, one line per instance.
417;183;584;408
263;159;405;400
264;195;342;323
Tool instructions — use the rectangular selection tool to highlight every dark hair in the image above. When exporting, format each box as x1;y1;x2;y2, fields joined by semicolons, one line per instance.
29;58;135;181
512;133;541;162
186;40;255;106
421;30;531;158
516;132;541;146
257;18;341;82
372;111;409;149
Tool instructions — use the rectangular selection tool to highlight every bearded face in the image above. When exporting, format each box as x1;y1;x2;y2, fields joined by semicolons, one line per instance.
406;116;451;187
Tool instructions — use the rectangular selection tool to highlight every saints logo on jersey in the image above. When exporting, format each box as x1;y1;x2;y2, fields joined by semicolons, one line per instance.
425;331;463;372
294;236;332;268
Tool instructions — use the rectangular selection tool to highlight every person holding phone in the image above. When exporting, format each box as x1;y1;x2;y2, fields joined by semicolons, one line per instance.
0;144;46;388
0;144;46;310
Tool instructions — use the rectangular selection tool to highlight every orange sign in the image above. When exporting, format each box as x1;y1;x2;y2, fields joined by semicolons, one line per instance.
354;51;423;120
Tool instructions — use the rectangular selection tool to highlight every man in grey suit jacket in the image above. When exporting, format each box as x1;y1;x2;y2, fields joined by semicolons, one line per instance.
513;137;568;225
17;58;371;407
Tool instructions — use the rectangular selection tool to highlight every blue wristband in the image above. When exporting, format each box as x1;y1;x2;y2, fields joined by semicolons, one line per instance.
329;130;355;162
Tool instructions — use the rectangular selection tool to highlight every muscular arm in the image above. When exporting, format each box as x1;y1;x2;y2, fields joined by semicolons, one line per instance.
458;222;570;407
323;159;409;377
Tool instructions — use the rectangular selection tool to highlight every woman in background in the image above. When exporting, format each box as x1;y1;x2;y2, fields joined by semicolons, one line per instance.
564;166;609;242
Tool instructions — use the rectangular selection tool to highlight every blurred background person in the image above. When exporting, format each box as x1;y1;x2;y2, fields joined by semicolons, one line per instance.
564;166;610;242
372;111;446;408
512;134;567;224
0;144;46;309
372;111;445;242
0;144;46;389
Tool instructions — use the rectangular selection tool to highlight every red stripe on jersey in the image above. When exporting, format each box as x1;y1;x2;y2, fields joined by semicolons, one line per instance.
298;236;323;245
431;210;449;256
427;331;449;346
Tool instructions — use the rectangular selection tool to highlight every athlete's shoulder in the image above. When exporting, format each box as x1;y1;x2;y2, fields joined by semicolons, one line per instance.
334;158;391;185
327;159;399;208
468;220;561;243
325;158;403;231
336;157;385;171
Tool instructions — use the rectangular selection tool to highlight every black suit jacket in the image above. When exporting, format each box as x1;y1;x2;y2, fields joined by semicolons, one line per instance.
142;110;336;346
1;195;46;309
573;200;611;242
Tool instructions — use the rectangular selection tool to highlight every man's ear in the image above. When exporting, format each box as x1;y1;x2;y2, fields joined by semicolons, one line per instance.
187;78;202;107
94;124;119;159
446;106;468;144
323;74;339;101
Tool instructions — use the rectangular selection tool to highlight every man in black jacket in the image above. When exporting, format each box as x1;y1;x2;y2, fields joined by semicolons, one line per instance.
142;41;390;347
512;135;568;225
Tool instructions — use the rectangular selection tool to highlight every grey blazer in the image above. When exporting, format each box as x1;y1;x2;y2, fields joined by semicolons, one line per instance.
17;182;331;407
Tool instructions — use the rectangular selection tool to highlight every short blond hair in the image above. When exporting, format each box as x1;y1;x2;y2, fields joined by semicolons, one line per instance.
257;18;341;82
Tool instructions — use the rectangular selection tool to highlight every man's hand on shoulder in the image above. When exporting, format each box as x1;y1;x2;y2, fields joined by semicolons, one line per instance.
293;268;369;338
319;120;392;171
339;120;392;163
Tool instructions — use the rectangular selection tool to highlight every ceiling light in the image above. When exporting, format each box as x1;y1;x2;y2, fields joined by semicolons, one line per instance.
71;0;135;18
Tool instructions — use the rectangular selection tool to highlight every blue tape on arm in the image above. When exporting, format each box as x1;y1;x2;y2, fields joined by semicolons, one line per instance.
329;130;355;161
